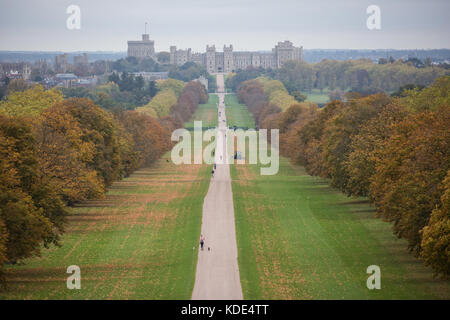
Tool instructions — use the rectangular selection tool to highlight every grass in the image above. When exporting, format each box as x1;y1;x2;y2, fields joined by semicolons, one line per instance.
184;94;219;129
224;94;255;129
302;88;330;105
230;157;450;299
0;155;210;299
0;102;216;300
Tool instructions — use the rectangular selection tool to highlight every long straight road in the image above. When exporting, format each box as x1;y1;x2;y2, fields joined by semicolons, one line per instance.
192;74;243;300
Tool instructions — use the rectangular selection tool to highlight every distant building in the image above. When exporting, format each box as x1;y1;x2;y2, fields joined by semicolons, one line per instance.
168;40;303;73
73;53;89;76
0;62;32;80
128;34;155;59
131;71;168;81
54;53;69;73
55;73;77;88
170;46;191;65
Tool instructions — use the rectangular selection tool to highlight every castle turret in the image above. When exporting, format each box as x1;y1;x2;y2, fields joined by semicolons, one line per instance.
223;44;234;73
206;45;216;73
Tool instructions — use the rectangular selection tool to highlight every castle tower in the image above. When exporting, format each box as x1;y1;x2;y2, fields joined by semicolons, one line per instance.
223;45;234;73
206;45;216;73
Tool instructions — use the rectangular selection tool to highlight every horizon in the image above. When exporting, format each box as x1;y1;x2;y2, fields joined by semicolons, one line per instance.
1;48;450;54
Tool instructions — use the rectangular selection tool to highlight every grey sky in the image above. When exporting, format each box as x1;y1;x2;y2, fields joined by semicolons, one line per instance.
0;0;449;52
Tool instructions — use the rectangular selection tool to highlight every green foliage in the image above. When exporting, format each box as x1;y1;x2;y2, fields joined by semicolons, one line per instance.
400;76;450;112
157;51;170;63
225;67;269;92
168;62;205;82
292;91;307;102
136;89;178;118
0;85;63;117
157;78;186;97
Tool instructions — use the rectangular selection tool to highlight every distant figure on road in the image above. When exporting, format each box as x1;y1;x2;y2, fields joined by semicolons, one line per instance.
214;163;216;170
200;234;205;251
211;169;215;178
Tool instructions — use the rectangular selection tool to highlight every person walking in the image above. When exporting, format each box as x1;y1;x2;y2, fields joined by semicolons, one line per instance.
211;169;215;178
200;234;205;251
214;163;216;170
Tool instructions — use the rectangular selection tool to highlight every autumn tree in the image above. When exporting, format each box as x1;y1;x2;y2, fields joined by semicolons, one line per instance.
421;170;450;278
0;116;53;264
370;106;450;255
54;98;122;187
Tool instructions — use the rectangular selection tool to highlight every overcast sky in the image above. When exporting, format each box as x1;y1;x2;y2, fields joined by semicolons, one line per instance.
0;0;449;52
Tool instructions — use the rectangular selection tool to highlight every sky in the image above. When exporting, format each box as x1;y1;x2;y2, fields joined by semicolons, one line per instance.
0;0;449;52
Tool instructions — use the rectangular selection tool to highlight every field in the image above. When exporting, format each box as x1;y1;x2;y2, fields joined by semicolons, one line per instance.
230;157;450;299
0;155;210;299
224;94;255;128
0;103;215;299
302;88;330;105
184;94;219;129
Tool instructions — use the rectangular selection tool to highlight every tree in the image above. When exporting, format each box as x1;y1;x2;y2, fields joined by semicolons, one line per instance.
322;94;390;190
157;52;170;64
370;106;450;255
421;170;450;278
345;102;409;197
292;91;307;102
116;111;169;169
0;116;53;264
55;98;122;187
35;104;104;204
0;85;63;117
147;81;158;98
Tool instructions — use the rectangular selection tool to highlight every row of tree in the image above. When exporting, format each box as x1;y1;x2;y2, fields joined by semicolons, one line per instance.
237;76;450;278
227;59;449;97
0;80;207;282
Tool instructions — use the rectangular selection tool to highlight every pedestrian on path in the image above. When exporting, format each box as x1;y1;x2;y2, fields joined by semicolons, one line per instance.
214;163;216;170
200;234;205;251
211;169;215;178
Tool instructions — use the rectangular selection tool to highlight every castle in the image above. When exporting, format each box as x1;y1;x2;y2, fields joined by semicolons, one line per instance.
127;33;155;59
170;41;303;72
127;31;303;72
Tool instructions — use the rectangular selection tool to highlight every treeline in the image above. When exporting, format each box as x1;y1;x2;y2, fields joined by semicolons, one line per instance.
227;59;449;96
136;79;186;118
238;76;450;278
0;81;207;281
63;74;158;110
168;62;217;93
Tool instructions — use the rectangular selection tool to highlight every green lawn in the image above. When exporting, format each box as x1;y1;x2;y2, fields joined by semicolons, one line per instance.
224;94;255;129
0;155;210;299
230;157;450;299
302;89;330;105
0;105;216;300
184;94;219;129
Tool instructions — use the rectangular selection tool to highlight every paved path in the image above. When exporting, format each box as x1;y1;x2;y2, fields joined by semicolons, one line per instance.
192;74;243;300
